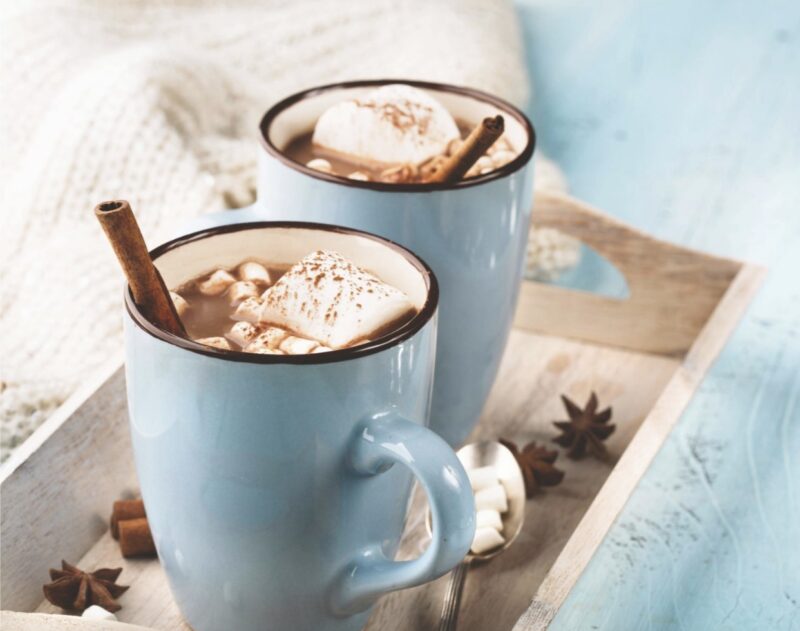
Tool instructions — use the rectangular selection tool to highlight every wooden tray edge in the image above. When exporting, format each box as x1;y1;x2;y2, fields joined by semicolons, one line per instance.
511;262;766;631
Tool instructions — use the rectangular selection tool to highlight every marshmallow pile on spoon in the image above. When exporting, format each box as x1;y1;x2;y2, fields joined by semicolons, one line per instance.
467;465;511;554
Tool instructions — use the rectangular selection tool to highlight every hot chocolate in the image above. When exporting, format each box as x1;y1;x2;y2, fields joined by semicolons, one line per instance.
283;83;519;184
171;251;417;355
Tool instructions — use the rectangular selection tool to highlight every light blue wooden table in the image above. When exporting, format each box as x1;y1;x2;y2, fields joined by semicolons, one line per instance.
515;1;800;628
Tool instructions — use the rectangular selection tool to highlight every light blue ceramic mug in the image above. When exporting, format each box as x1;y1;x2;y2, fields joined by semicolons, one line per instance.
124;222;476;631
193;80;536;446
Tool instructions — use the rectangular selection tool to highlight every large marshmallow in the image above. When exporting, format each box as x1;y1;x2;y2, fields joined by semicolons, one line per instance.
470;527;505;555
474;484;508;513
312;84;460;167
259;250;414;349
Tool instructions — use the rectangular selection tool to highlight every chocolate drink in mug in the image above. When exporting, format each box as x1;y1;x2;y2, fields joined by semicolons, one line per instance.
283;83;519;183
171;250;418;355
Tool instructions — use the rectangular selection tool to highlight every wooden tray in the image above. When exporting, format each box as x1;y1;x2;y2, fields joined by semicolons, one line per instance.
0;192;764;630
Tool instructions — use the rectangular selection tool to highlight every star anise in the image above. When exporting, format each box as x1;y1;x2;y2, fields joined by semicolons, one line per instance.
500;438;565;497
43;560;129;613
553;392;615;460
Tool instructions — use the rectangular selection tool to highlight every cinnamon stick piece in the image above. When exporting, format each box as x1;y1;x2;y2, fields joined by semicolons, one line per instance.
110;499;146;539
425;115;505;183
95;200;186;337
118;517;157;558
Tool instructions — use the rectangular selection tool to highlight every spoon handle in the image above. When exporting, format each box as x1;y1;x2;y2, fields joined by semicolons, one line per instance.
438;559;470;631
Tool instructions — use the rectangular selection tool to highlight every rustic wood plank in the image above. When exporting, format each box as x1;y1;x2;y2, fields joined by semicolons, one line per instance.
517;192;742;357
0;357;137;613
33;331;678;630
513;264;765;630
517;1;798;628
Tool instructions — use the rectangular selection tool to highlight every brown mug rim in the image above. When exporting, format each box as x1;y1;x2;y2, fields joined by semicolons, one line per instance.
125;221;439;364
259;78;536;193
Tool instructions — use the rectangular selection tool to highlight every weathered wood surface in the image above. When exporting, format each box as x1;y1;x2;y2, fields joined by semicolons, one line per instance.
516;0;800;628
0;356;138;613
516;192;742;357
32;330;679;630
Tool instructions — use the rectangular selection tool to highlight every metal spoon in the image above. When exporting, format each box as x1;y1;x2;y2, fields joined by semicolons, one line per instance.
426;441;526;631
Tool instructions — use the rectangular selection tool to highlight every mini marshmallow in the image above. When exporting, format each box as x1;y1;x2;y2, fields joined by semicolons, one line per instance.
312;346;333;353
226;321;261;347
476;509;503;531
468;465;500;491
491;149;516;168
228;280;260;305
170;291;189;317
470;527;505;555
474;483;508;513
81;605;117;621
312;84;460;167
198;269;236;296
260;326;289;348
238;261;272;285
245;327;288;353
307;158;333;172
195;337;231;350
279;335;319;355
232;296;263;323
259;250;415;349
246;345;284;355
348;171;370;181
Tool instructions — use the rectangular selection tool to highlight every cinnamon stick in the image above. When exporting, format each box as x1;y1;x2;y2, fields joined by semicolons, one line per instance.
94;200;186;337
110;499;146;539
425;115;505;183
118;517;157;558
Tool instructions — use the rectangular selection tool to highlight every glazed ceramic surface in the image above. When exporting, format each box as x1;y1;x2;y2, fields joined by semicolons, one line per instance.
190;80;536;447
124;223;475;631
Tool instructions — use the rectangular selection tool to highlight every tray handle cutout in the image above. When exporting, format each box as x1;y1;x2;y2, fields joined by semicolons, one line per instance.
515;191;743;357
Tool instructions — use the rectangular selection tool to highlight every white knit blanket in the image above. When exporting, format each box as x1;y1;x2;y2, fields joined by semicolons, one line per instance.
0;0;557;462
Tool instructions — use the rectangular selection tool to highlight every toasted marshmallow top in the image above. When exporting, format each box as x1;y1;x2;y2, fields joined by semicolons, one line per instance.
312;84;460;167
259;250;415;349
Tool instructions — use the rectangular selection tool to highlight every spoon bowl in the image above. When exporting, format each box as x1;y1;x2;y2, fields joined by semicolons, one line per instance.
427;440;526;561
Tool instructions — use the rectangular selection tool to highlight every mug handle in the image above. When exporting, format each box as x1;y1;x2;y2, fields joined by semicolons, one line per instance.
329;411;476;616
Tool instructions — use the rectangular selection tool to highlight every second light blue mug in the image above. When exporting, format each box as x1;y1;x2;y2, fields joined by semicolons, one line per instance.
191;80;536;446
123;222;476;631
